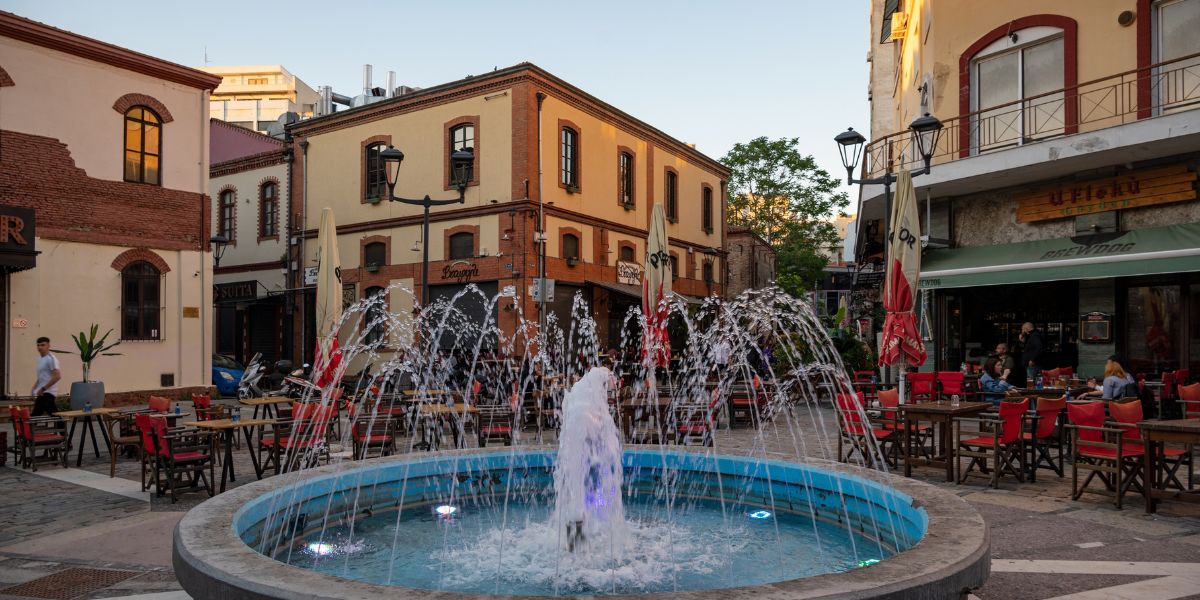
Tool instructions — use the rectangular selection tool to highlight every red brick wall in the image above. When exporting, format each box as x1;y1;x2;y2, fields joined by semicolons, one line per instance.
0;130;208;251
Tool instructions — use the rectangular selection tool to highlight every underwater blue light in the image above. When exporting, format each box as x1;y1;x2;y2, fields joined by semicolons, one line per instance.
307;542;334;556
435;505;458;516
749;510;772;519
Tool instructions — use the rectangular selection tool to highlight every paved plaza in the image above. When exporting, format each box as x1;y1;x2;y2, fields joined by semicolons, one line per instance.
1;399;1198;600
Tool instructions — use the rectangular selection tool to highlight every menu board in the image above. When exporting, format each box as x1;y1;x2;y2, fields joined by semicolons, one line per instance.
1080;312;1112;343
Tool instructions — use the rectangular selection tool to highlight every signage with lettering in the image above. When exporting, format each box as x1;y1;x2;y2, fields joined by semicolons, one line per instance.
304;266;318;286
1016;164;1197;223
441;260;479;283
530;278;555;302
0;204;37;270
616;260;643;285
214;281;258;302
1080;311;1112;343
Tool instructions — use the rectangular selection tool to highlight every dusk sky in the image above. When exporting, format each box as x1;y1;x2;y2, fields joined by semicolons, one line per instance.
6;0;870;209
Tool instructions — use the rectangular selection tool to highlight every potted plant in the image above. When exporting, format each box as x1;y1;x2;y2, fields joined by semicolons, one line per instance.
53;324;121;409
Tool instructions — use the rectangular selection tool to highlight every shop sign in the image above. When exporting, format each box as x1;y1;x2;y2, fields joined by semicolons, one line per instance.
304;266;318;286
1080;311;1112;344
1015;164;1197;223
214;280;257;302
441;260;479;283
852;271;885;289
616;260;642;285
0;204;36;270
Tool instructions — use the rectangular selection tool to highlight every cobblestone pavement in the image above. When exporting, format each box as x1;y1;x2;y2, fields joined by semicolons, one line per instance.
1;398;1197;599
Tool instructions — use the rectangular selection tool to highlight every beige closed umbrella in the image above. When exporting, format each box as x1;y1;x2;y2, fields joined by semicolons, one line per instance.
642;203;672;368
313;207;343;387
879;170;926;369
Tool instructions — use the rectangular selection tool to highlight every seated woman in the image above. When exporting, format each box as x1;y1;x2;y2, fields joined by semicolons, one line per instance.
979;357;1016;404
1078;356;1136;400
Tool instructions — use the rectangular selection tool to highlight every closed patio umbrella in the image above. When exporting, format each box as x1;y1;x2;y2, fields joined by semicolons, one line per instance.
313;207;343;388
879;170;927;369
642;203;672;368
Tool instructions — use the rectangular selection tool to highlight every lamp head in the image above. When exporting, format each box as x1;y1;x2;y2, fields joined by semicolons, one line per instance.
450;148;474;191
380;145;404;190
209;234;230;263
834;127;866;181
909;113;943;169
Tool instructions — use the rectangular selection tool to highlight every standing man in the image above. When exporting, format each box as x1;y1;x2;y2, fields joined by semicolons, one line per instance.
1019;322;1044;387
32;336;61;416
994;343;1016;383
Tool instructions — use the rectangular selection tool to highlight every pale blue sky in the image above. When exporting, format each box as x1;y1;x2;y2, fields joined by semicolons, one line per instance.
5;0;869;207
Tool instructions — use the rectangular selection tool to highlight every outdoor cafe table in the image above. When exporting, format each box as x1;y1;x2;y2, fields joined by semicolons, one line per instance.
620;396;673;442
239;396;292;419
899;401;991;481
416;403;477;450
1139;418;1200;514
54;407;119;466
181;418;274;492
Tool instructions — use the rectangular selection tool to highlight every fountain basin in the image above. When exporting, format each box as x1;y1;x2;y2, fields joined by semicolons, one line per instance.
175;448;989;599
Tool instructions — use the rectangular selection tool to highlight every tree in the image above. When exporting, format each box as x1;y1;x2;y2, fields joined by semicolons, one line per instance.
722;137;849;295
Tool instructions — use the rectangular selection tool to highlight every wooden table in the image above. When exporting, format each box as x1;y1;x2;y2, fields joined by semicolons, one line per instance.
239;396;292;419
1140;418;1200;514
55;407;119;466
181;418;274;492
899;401;992;481
416;403;477;450
620;396;673;442
1015;387;1092;398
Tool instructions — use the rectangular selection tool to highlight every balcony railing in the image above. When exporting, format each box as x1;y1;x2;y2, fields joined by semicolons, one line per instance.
862;51;1200;180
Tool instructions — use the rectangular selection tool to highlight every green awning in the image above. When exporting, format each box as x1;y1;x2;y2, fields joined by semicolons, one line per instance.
919;222;1200;290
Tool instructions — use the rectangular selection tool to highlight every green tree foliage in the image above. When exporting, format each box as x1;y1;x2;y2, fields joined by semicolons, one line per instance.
722;137;849;295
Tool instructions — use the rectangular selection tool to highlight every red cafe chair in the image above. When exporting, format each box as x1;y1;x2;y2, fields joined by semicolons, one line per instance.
955;397;1028;488
1109;399;1192;491
835;392;894;467
906;372;936;403
1066;401;1143;509
1024;396;1065;481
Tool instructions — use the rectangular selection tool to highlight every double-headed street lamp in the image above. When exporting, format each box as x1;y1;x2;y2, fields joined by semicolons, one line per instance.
834;113;943;267
379;145;474;308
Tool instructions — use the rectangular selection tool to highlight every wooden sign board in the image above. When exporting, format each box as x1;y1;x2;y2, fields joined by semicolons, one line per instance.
1015;164;1196;223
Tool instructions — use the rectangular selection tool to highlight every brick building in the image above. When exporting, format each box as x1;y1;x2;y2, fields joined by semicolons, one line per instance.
284;63;729;359
723;227;776;298
0;11;220;401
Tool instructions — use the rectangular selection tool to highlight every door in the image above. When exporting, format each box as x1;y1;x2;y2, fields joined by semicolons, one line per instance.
938;293;965;371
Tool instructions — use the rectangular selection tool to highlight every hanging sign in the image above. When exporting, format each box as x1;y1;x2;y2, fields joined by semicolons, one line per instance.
441;260;479;282
1015;164;1196;223
616;261;642;285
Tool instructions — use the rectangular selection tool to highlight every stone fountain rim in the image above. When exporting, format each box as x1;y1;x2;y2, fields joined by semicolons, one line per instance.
174;446;989;600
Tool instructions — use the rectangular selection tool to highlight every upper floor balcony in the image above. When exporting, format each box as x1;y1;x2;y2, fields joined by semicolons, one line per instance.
859;51;1200;205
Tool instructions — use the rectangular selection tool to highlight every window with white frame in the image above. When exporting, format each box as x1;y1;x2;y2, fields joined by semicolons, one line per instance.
971;27;1064;153
1153;0;1200;112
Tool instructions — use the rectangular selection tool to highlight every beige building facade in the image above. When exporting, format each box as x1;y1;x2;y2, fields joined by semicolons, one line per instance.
201;65;319;133
861;0;1200;379
287;63;729;358
0;11;220;402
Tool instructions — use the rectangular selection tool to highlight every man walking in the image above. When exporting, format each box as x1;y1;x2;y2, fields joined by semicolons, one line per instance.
32;336;61;416
1019;323;1044;387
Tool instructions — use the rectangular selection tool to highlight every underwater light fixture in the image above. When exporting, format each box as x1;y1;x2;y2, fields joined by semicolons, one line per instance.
307;542;335;556
858;558;881;567
435;505;458;516
749;510;772;519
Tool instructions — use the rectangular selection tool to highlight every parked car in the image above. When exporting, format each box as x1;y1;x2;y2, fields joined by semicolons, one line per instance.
212;354;244;397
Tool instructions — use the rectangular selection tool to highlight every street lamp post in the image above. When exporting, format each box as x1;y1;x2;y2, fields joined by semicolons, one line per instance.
209;235;230;268
379;146;474;308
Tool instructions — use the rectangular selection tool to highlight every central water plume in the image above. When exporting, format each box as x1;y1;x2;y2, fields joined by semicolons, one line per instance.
552;367;626;554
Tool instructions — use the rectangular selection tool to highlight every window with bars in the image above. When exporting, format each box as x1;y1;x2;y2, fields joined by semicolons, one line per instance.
618;152;634;206
122;261;161;340
124;107;161;185
365;143;388;199
259;182;278;237
218;190;235;240
561;127;579;188
450;124;475;184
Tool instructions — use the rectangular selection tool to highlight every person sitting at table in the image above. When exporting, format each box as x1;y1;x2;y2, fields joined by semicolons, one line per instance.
1078;355;1138;400
994;343;1016;384
979;357;1015;404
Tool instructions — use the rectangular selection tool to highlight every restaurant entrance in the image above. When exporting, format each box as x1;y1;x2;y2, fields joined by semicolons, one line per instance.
934;281;1079;373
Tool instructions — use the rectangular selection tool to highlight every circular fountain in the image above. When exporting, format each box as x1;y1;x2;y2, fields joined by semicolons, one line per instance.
173;287;989;598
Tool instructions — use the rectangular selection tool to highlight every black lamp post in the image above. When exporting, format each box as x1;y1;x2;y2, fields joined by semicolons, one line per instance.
379;145;474;307
835;113;943;266
209;235;230;268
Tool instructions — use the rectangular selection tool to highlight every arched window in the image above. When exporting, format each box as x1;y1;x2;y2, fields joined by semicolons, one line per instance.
363;286;387;345
449;232;474;260
562;233;580;261
560;127;579;188
259;182;278;238
665;170;678;221
619;244;635;263
218;190;235;240
124;107;161;184
364;241;386;268
701;186;713;233
122;261;161;340
449;123;475;185
618;151;634;206
365;142;387;200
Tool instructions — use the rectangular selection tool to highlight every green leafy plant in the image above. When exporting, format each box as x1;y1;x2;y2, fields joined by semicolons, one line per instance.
52;324;122;382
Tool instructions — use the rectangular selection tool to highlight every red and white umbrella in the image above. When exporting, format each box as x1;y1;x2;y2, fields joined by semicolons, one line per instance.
642;203;672;368
312;207;343;388
879;170;926;368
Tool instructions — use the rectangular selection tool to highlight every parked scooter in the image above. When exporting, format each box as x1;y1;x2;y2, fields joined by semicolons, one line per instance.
237;353;266;399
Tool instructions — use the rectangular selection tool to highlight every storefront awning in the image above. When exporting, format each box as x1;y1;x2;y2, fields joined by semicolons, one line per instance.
586;280;706;305
919;222;1200;290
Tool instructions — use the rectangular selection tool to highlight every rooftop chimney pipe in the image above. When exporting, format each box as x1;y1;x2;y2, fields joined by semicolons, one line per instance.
387;71;397;98
363;64;373;95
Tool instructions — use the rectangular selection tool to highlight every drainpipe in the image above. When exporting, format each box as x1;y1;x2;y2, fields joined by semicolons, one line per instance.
299;139;309;364
283;133;295;359
535;92;546;357
196;90;209;389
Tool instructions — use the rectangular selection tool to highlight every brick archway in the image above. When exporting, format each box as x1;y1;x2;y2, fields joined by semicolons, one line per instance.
111;248;171;273
0;65;13;87
112;93;174;122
